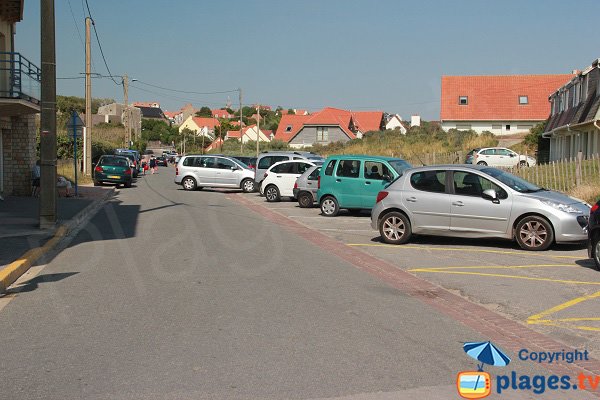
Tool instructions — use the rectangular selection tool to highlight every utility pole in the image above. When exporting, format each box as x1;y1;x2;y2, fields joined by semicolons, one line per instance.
84;17;92;175
123;74;130;147
239;88;243;154
39;0;57;229
256;104;260;158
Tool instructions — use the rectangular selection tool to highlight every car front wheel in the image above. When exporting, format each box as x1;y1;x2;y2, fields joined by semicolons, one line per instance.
593;234;600;271
379;211;412;245
265;185;280;202
241;178;255;193
515;216;554;251
182;176;197;191
477;161;487;166
320;196;339;217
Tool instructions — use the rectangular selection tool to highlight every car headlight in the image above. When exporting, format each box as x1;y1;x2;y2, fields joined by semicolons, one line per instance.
540;199;583;214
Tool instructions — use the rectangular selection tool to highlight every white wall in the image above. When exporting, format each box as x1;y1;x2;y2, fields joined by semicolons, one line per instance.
441;120;542;136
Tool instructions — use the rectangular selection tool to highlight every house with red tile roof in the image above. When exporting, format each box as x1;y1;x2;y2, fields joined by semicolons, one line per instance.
179;116;220;138
212;109;233;119
440;74;574;135
274;107;384;148
205;137;223;152
226;125;271;143
543;59;600;162
279;109;309;116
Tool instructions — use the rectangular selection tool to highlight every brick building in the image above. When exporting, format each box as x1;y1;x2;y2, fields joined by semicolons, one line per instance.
0;0;40;197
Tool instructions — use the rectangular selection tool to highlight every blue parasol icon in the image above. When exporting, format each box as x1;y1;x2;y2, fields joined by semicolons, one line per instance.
463;341;511;371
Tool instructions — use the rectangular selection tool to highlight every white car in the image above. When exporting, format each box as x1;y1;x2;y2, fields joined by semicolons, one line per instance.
472;147;536;167
260;160;319;202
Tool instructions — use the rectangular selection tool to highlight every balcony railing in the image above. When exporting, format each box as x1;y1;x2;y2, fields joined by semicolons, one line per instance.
0;52;41;104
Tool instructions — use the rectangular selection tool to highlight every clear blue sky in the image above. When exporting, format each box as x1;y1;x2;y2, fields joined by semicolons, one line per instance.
16;0;600;119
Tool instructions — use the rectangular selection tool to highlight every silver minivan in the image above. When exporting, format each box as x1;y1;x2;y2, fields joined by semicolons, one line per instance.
371;164;590;251
175;155;256;192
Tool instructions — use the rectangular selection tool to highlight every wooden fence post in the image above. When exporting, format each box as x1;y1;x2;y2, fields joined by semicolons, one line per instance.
576;151;583;187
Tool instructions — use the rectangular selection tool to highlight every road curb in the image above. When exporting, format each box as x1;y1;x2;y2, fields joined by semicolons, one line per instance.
0;187;114;293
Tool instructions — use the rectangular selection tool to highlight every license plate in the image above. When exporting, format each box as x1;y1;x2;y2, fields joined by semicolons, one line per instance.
108;175;120;179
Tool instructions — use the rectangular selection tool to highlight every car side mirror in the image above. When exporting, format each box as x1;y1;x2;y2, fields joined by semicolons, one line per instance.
231;166;239;171
509;153;516;157
383;174;392;182
482;188;500;204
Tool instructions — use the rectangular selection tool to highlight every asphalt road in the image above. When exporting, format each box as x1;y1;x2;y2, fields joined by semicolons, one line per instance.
0;167;594;399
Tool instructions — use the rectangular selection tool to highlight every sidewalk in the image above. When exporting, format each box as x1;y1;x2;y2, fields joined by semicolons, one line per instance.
0;185;114;290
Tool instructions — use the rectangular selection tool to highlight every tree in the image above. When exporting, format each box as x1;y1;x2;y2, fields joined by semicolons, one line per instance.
195;106;213;117
287;108;295;115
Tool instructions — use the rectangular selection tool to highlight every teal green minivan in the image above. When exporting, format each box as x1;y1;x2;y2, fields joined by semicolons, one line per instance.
316;155;411;216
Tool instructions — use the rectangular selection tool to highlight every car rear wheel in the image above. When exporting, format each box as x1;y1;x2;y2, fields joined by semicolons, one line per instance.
515;216;554;251
182;176;197;191
379;211;412;244
124;181;132;188
519;160;528;167
477;161;487;166
320;196;339;217
593;235;600;271
241;178;255;193
265;185;280;202
298;192;313;208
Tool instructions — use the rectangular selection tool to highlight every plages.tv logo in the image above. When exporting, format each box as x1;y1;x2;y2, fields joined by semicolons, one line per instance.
457;341;511;399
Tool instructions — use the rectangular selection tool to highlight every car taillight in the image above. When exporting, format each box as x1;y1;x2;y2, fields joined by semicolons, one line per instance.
176;167;179;175
592;203;599;213
125;168;132;175
294;182;298;189
376;191;389;203
317;176;320;189
94;166;103;173
264;172;268;178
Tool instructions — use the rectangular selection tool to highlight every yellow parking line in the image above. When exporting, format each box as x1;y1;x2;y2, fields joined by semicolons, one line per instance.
409;264;575;271
347;243;582;260
527;290;600;323
410;269;600;286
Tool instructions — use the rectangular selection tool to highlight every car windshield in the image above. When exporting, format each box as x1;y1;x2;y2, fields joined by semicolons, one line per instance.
388;160;412;175
481;167;543;193
101;157;129;167
235;160;249;169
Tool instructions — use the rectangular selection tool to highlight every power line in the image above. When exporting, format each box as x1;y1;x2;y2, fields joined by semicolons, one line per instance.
133;80;239;95
129;84;228;107
84;0;121;86
66;0;84;49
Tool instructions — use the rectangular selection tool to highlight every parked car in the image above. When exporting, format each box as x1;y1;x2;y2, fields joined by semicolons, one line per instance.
470;147;536;167
231;156;257;170
155;156;168;167
464;148;481;164
589;200;600;270
317;155;412;217
260;160;317;202
371;164;590;251
294;165;321;208
175;155;256;192
93;155;133;188
255;151;323;189
115;150;140;177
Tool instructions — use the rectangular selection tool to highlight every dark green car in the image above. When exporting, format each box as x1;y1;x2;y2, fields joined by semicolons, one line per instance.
93;155;133;187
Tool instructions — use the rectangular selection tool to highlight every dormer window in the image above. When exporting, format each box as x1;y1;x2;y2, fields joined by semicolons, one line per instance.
459;96;468;105
519;95;528;105
285;125;292;132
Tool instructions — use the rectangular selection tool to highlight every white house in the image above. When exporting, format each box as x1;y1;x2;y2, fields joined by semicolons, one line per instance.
385;114;407;133
226;124;271;143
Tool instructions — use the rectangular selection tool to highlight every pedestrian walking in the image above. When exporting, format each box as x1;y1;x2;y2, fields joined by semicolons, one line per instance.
149;156;156;174
32;160;41;197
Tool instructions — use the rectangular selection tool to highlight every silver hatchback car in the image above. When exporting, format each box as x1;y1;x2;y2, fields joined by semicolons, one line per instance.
371;165;590;251
293;165;321;208
175;155;256;192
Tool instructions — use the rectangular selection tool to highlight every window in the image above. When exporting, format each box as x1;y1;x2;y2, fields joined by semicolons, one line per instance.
199;157;216;168
364;161;391;181
410;171;446;193
296;162;312;174
453;171;506;198
316;127;329;142
258;156;272;169
215;158;236;169
517;125;533;130
324;160;336;176
505;125;511;131
459;96;468;105
495;149;511;156
308;167;321;180
182;156;197;167
481;149;495;155
285;125;292;132
336;159;360;178
271;162;294;174
518;95;528;105
492;124;502;130
456;124;472;130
